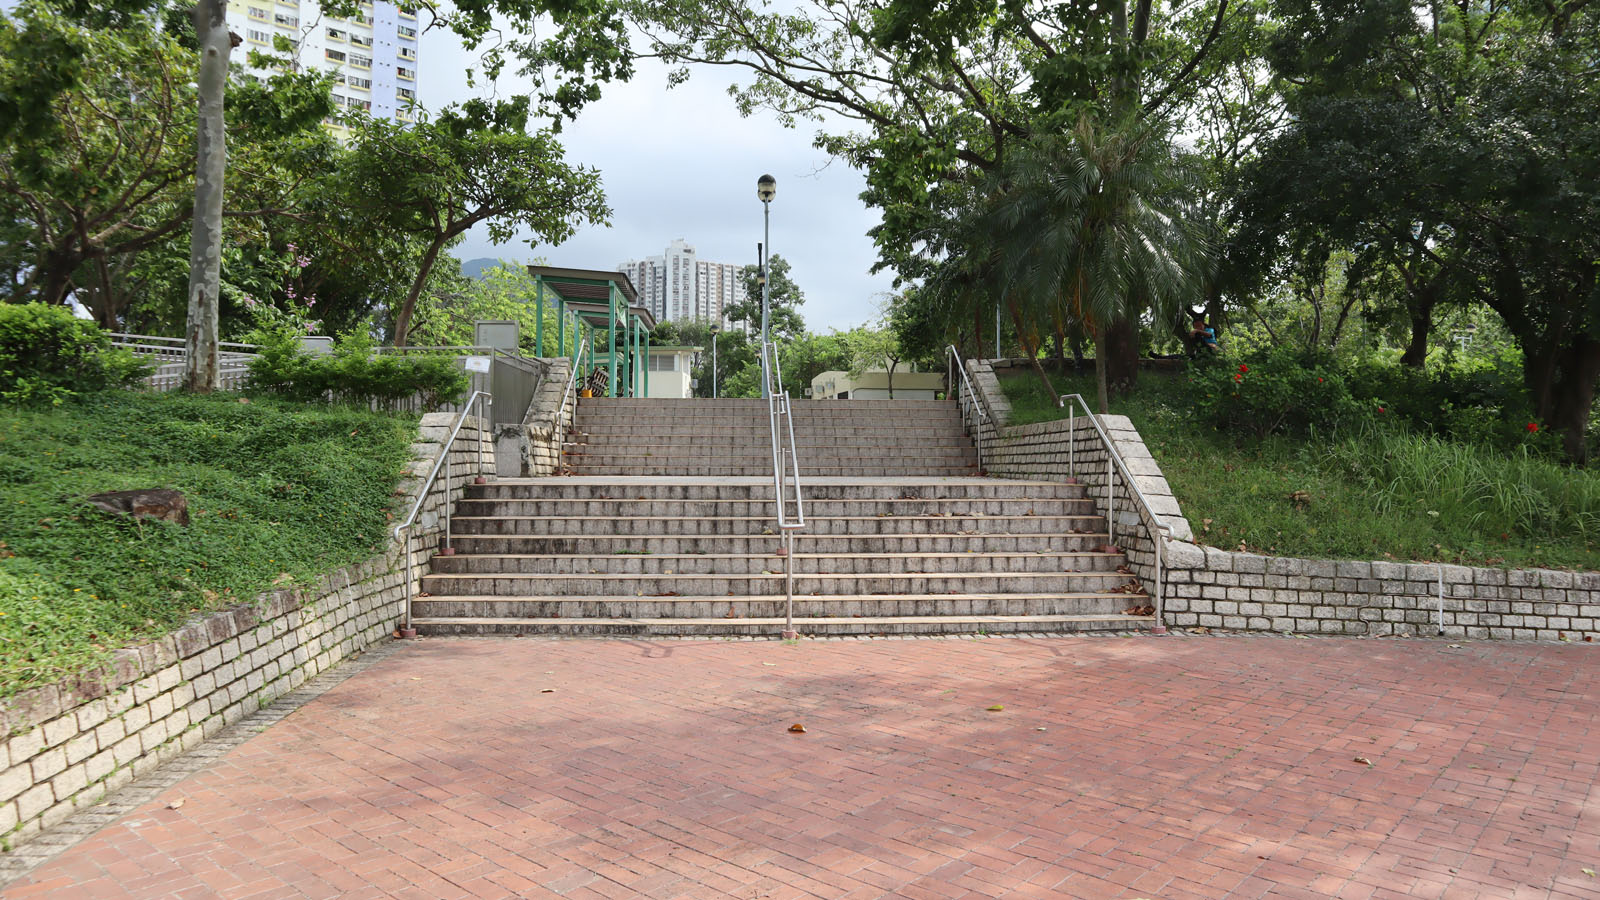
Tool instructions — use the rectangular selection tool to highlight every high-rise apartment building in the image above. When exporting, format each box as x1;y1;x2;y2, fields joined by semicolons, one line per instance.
618;239;744;325
228;0;421;129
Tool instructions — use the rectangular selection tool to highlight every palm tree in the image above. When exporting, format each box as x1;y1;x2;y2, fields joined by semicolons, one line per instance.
982;117;1210;413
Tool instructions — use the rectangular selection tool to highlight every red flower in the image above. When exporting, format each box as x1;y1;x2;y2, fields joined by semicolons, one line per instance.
1233;373;1243;382
1317;377;1324;383
1378;406;1386;413
1238;364;1249;374
1527;422;1540;433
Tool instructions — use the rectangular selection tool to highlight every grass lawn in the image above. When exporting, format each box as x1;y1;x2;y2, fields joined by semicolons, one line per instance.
0;392;416;699
998;369;1600;572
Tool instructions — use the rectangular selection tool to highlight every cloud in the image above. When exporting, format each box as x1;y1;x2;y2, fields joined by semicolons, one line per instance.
418;27;897;332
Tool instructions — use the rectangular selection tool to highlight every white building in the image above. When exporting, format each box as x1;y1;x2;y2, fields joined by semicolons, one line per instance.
635;345;701;399
618;239;743;325
228;0;421;131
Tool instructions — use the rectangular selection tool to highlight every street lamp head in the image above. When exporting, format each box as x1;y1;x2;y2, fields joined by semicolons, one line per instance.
757;174;777;203
710;322;721;334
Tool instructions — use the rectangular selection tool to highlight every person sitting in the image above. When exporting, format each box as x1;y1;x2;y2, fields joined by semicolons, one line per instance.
1189;317;1219;356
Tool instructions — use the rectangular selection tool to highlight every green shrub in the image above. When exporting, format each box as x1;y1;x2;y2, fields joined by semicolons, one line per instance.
0;303;149;406
246;325;468;410
1188;346;1361;438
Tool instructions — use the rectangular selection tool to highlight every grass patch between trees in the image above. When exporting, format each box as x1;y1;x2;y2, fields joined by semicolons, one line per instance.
999;370;1600;572
0;392;415;700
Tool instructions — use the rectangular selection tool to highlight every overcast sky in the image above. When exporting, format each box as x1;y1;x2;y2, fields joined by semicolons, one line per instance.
418;30;897;333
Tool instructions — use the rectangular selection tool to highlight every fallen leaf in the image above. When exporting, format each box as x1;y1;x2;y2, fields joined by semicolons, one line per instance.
1035;727;1046;732
762;662;778;666
167;798;186;810
1353;757;1374;767
409;677;421;681
1583;868;1596;877
540;688;555;694
986;704;1005;712
788;723;806;733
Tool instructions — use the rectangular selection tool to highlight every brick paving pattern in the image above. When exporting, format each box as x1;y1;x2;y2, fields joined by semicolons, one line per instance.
3;635;1597;899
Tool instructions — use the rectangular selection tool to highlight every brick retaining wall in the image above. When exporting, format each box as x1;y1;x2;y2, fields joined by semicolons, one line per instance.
0;414;492;850
957;358;1600;639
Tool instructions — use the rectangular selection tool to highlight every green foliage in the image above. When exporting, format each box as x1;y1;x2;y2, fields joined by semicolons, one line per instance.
0;303;148;405
409;261;576;355
1188;347;1359;439
730;254;806;342
0;391;415;698
245;326;468;409
998;369;1599;571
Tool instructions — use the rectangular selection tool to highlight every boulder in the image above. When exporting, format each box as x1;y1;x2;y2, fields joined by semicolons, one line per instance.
85;489;189;525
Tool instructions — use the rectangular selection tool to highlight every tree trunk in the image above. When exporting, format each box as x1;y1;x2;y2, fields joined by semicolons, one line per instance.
1102;316;1140;396
1006;299;1055;401
184;0;232;393
1540;334;1600;465
1399;294;1436;368
887;360;897;398
393;238;447;346
1093;328;1111;415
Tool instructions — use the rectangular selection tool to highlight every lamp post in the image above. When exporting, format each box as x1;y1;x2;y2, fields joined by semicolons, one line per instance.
757;173;776;397
710;322;721;399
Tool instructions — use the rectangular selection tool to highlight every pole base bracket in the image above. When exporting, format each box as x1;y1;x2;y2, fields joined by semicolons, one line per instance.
474;476;487;484
436;547;456;557
399;627;417;639
781;630;799;640
1149;624;1168;635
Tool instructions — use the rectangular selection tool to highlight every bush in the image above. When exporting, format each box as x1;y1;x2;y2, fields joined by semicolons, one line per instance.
0;303;149;405
246;326;468;410
1343;356;1551;453
1188;346;1361;438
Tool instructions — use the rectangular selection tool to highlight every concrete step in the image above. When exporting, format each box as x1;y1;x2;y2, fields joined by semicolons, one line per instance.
417;570;1144;596
410;612;1155;637
467;481;1088;501
562;440;978;453
561;451;979;466
412;592;1146;619
453;498;1096;517
564;465;982;477
444;533;1113;555
427;551;1125;575
570;424;970;437
448;514;1105;536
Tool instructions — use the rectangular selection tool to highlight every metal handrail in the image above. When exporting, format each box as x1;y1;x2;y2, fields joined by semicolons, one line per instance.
760;341;806;639
553;340;590;457
945;345;991;470
1056;392;1174;634
390;389;493;634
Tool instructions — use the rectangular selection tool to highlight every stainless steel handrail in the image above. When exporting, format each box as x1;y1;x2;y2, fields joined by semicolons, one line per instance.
761;341;806;639
1056;392;1173;634
553;340;590;459
390;389;493;635
945;345;991;470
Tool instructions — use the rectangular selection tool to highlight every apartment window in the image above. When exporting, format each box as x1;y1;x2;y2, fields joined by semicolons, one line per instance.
396;86;415;101
398;5;416;17
273;13;297;27
332;92;348;107
326;27;346;41
247;28;270;43
349;97;371;111
346;75;371;89
248;6;268;19
350;54;372;68
396;66;414;80
325;48;346;62
398;45;417;60
649;355;677;372
397;24;416;37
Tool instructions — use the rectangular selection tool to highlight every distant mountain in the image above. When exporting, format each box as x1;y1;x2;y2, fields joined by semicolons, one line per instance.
460;257;514;280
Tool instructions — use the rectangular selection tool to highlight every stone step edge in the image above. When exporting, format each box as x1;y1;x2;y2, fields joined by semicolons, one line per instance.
420;571;1138;583
416;592;1150;604
410;613;1156;627
445;531;1114;541
432;551;1123;560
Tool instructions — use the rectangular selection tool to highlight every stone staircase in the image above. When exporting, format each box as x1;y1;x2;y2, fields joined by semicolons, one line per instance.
410;397;1155;636
562;398;979;477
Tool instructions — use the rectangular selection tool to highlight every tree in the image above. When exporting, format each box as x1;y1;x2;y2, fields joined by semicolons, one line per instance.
847;325;905;398
729;254;805;342
183;0;234;390
338;99;609;345
969;118;1210;412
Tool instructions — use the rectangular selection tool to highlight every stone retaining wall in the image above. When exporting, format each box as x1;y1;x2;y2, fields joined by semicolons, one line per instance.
497;357;573;477
0;414;492;850
957;358;1600;638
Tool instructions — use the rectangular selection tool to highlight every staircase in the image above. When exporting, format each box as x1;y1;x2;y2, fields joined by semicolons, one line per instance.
410;397;1156;637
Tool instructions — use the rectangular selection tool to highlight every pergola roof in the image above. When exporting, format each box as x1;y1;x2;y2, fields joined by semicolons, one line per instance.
525;266;655;331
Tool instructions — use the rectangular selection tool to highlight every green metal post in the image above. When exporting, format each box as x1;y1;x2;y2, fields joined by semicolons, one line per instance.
607;284;617;397
534;276;545;357
643;328;650;399
557;298;566;357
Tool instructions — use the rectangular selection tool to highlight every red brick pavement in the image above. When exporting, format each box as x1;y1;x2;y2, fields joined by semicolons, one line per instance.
5;636;1599;900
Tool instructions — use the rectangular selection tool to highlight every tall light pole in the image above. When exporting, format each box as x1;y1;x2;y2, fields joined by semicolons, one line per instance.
710;322;721;398
757;173;776;398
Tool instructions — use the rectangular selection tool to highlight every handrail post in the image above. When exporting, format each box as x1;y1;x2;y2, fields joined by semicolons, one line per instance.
1151;533;1167;635
400;524;414;637
1068;406;1075;479
443;450;452;555
1106;451;1115;549
782;530;797;640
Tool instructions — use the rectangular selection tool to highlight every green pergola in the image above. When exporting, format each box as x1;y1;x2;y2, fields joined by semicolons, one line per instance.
525;266;657;398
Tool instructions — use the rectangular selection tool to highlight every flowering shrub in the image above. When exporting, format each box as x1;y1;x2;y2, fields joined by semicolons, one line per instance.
1187;346;1360;438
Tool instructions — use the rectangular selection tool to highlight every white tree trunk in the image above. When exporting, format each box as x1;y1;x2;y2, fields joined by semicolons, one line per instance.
184;0;232;393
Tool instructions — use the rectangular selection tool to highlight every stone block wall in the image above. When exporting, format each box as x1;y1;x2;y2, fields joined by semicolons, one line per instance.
954;358;1599;639
0;414;493;850
497;357;573;477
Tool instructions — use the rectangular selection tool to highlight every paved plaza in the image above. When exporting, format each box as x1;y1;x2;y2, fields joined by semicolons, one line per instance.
3;635;1597;899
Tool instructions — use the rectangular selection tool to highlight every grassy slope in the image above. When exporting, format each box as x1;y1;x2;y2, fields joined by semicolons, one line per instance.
0;392;415;698
999;369;1599;572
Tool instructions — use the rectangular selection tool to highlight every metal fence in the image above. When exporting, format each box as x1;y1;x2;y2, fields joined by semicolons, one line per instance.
109;333;258;392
